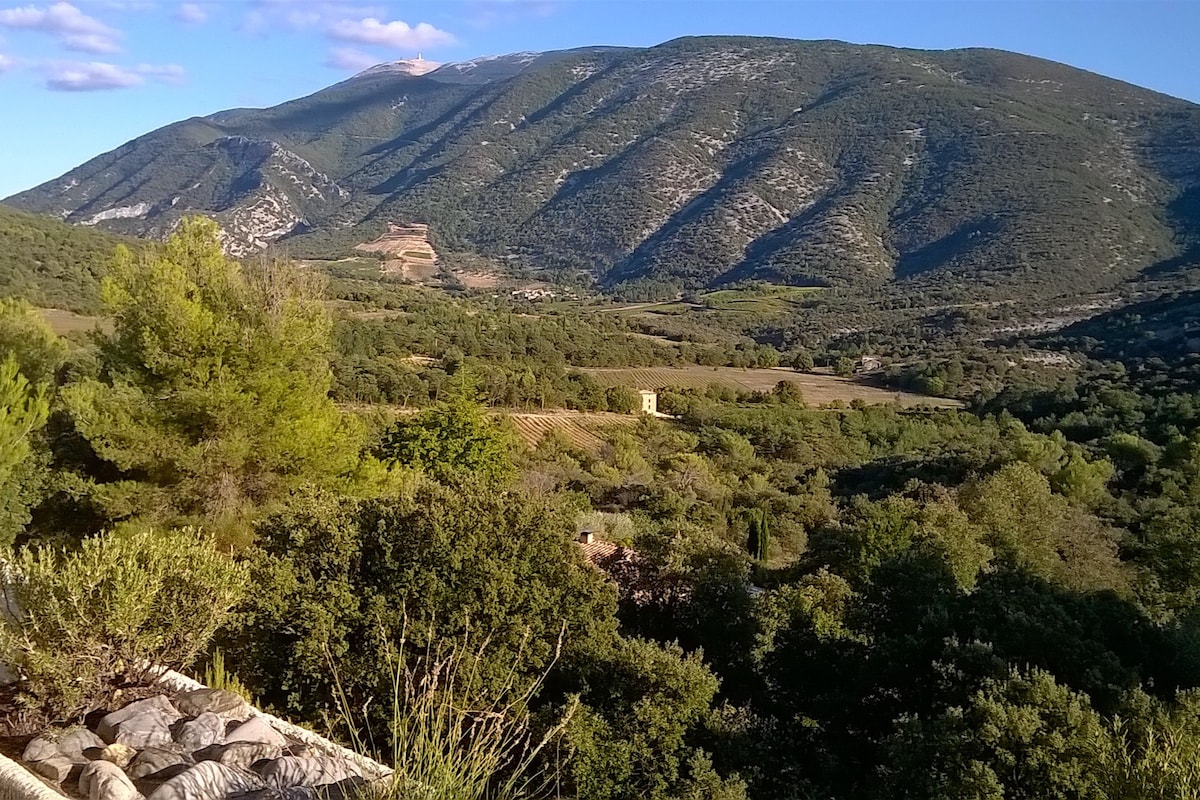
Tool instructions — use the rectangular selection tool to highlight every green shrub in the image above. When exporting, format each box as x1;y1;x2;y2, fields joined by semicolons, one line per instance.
0;525;248;721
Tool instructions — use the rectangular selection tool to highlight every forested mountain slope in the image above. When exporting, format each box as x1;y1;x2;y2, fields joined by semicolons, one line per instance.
8;36;1200;299
0;204;134;312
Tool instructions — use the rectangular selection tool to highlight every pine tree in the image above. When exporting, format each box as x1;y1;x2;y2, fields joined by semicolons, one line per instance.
62;217;363;532
0;354;49;547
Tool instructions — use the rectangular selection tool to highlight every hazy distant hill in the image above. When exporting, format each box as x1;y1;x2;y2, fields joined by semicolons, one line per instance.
8;36;1200;300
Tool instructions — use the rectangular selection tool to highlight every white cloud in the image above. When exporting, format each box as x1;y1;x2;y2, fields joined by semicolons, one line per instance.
324;45;376;71
78;0;156;10
42;58;182;90
174;1;205;24
241;1;386;35
0;2;122;52
0;2;114;35
44;59;138;89
0;52;14;71
63;30;119;51
328;16;454;50
135;60;182;82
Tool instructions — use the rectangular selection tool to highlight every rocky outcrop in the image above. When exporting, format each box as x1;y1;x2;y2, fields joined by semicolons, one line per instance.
17;688;378;800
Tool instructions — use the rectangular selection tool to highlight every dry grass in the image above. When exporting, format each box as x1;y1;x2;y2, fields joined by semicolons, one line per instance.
579;366;962;408
453;271;502;290
382;259;439;282
37;308;108;335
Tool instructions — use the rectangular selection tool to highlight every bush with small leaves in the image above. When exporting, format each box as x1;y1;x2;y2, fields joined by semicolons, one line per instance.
0;525;247;721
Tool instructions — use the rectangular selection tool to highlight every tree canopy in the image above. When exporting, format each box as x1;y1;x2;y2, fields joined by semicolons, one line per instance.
61;217;362;535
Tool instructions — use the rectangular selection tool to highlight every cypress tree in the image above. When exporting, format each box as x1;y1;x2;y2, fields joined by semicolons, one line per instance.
747;511;760;560
758;507;771;562
748;507;770;562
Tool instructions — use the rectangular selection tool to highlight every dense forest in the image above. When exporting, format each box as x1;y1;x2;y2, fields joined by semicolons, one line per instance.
4;216;1200;800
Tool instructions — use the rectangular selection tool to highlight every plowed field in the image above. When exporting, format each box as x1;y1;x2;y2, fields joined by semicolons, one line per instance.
504;412;640;450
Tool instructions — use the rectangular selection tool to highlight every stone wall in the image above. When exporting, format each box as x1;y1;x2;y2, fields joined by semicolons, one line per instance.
0;666;391;800
152;669;390;782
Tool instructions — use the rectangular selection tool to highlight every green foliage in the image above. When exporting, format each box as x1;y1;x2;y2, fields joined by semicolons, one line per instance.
229;484;618;726
201;649;255;704
881;668;1112;800
0;525;247;721
790;349;815;372
0;354;49;548
62;217;362;534
562;636;743;800
379;399;516;484
0;204;135;313
0;298;68;387
747;508;770;562
960;463;1128;593
605;386;639;415
231;483;738;800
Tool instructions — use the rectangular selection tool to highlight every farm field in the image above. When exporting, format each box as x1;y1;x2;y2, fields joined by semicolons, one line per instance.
37;308;107;335
341;405;642;451
503;411;640;450
579;367;962;408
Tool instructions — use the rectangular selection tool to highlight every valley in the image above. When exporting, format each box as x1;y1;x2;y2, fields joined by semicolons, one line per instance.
1;25;1200;800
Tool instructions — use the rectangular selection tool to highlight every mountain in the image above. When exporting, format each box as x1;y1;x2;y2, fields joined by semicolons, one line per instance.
355;56;442;79
7;36;1200;299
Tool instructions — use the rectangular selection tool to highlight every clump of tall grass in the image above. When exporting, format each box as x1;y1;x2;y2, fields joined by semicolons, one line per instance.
333;618;577;800
201;648;256;704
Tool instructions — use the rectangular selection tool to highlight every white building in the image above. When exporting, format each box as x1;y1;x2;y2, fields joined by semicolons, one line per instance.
638;390;658;415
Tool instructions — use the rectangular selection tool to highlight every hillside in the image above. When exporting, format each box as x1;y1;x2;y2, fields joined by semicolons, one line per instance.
0;203;135;313
7;36;1200;302
1044;287;1200;363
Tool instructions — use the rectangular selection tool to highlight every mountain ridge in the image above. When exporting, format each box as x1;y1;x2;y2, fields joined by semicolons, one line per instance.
7;35;1200;299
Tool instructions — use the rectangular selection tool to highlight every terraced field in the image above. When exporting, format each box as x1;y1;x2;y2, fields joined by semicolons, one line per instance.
579;367;961;408
504;411;641;450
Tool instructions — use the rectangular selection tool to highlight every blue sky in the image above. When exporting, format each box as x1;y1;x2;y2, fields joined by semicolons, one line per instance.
0;0;1196;198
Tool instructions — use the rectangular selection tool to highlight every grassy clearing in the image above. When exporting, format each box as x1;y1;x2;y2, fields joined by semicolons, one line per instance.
37;307;107;335
302;257;383;280
699;285;823;313
579;366;962;408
